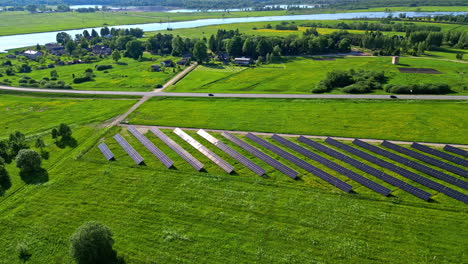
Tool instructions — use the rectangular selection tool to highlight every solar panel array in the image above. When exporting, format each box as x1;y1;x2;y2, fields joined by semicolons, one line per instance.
411;143;468;167
150;128;204;171
128;126;174;168
299;136;431;201
197;129;265;176
327;138;467;204
98;142;114;161
113;134;144;165
174;128;234;174
382;141;468;178
246;133;352;192
273;135;391;196
222;132;298;179
444;145;468;158
354;139;468;190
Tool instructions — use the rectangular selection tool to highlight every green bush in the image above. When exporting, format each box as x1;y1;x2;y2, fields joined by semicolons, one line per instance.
73;76;92;84
385;83;451;94
95;65;113;71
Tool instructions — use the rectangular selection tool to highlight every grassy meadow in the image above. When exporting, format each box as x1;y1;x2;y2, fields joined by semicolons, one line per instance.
168;57;468;94
0;123;466;263
0;53;180;91
127;97;468;144
0;93;137;136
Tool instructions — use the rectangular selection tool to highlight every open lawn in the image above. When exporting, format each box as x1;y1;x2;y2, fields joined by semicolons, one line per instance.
168;57;468;94
0;53;179;91
0;124;466;263
127;97;468;144
0;94;136;136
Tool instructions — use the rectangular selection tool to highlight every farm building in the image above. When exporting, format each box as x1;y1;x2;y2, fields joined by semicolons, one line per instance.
22;50;43;60
45;42;66;56
151;65;161;72
234;57;253;65
92;45;112;55
177;59;189;66
161;60;174;67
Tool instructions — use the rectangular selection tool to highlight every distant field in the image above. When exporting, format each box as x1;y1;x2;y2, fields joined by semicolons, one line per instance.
0;53;178;91
0;6;467;36
127;97;468;144
0;94;136;136
168;57;468;94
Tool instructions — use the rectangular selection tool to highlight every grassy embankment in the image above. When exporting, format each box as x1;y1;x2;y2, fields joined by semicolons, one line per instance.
0;53;179;91
0;123;466;263
127;97;468;144
168;57;468;94
0;6;467;36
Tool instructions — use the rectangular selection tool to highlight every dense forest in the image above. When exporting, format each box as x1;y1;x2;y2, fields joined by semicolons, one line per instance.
0;0;466;9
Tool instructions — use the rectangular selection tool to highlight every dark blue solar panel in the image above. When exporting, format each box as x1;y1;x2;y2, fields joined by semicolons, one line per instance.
411;143;468;167
444;145;468;158
246;133;352;192
222;132;298;179
382;141;467;178
273;135;390;196
98;142;114;161
128;126;174;168
327;138;467;204
299;136;431;201
354;139;468;190
113;134;144;165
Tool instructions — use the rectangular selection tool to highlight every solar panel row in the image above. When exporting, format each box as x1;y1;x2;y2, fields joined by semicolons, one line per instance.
197;130;265;176
411;143;468;168
299;136;431;201
273;135;391;196
128;126;174;168
98;142;114;161
382;141;468;178
222;132;298;179
327;138;467;204
246;133;352;192
354;139;468;190
174;128;234;174
150;128;204;171
444;145;468;158
113;134;144;165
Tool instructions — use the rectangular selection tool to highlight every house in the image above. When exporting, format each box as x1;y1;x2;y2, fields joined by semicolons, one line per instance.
22;50;43;60
151;65;161;72
234;57;253;65
47;64;55;68
182;54;192;59
177;58;189;66
217;52;230;62
92;45;112;55
45;42;66;56
161;60;174;67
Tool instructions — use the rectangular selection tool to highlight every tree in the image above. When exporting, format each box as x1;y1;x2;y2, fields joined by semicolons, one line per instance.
16;149;42;172
58;124;72;138
16;242;31;263
91;29;99;38
338;38;351;52
242;37;256;58
227;36;243;57
100;27;110;37
36;43;41;51
171;36;185;56
52;129;58;139
65;41;77;55
256;38;272;57
125;40;143;60
112;50;121;62
35;138;45;149
83;30;91;39
193;40;208;63
456;53;464;60
208;35;217;52
50;70;58;79
25;4;37;13
56;32;71;45
70;222;118;264
272;45;282;57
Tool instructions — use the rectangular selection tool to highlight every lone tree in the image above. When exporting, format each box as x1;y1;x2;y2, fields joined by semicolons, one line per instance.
16;149;42;172
70;222;118;264
58;124;72;138
111;50;121;62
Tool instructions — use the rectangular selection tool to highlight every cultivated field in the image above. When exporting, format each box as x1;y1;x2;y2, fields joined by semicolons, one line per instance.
168;57;468;94
127;97;468;144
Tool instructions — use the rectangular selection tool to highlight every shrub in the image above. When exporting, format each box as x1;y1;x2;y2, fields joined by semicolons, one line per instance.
15;149;42;172
155;84;163;88
70;222;118;264
95;65;113;71
385;83;451;94
85;68;93;73
342;82;372;93
73;76;92;84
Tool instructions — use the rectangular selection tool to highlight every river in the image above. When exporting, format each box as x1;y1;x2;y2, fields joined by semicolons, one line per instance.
0;11;465;52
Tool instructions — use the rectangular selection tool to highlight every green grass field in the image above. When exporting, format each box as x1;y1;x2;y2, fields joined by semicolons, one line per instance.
168;57;468;94
127;97;468;144
0;94;137;136
0;123;466;263
0;53;179;91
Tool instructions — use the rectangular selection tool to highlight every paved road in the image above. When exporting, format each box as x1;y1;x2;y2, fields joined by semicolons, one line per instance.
1;86;468;100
